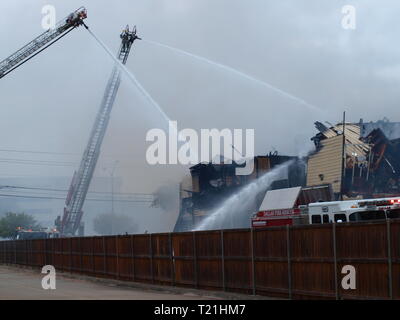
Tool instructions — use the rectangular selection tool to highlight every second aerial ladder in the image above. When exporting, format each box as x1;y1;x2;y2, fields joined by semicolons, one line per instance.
59;26;141;236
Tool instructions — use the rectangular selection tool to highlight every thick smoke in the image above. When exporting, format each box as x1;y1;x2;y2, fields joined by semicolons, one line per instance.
152;183;179;213
93;212;138;235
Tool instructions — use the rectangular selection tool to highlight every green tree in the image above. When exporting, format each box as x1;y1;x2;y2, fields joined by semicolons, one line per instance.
0;212;40;239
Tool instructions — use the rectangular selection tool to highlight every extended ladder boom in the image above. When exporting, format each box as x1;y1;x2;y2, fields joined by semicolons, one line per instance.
59;26;140;236
0;7;87;79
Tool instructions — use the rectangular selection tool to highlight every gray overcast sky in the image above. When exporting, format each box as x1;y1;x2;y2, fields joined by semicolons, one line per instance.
0;0;399;193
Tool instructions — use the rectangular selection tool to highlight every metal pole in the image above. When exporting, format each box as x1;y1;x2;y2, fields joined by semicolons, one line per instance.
150;234;154;284
51;239;54;268
131;235;135;281
79;237;83;273
333;223;339;300
92;237;95;275
70;237;73;273
60;238;64;271
250;227;256;295
340;111;346;201
387;220;393;299
25;240;28;266
110;160;118;235
169;233;175;286
286;225;292;299
111;174;114;234
193;232;198;288
221;230;226;291
14;240;17;264
116;235;120;279
103;236;107;276
43;239;46;266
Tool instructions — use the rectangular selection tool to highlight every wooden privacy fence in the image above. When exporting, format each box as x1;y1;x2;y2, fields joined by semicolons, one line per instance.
1;219;400;299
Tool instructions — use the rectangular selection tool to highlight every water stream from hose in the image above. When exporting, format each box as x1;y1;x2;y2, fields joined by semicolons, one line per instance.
87;29;172;124
194;160;295;231
144;39;321;113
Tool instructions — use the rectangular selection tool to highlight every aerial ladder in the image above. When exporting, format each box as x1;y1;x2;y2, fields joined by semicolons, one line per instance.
0;7;140;236
58;26;141;236
0;7;88;79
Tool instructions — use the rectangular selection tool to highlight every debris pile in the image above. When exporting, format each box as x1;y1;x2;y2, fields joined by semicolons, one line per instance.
308;118;400;199
174;154;306;231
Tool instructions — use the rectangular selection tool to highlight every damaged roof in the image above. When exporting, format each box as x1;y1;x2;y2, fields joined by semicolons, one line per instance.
360;118;400;140
313;122;370;158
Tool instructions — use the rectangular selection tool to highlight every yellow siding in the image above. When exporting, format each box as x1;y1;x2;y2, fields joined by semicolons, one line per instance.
322;123;369;157
307;135;343;193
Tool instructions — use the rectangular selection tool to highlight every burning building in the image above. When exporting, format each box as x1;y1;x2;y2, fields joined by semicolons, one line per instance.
307;118;400;200
174;153;306;231
173;118;400;232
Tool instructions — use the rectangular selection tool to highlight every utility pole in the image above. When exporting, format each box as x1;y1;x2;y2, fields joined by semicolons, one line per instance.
340;111;346;201
111;160;119;234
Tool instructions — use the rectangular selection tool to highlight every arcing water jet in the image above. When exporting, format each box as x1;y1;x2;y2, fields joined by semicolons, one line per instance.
194;160;295;231
144;39;321;113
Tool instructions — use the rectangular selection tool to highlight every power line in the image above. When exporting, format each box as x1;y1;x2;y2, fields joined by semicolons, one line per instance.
0;193;153;203
0;185;154;197
0;190;153;202
0;157;75;164
0;148;138;159
0;148;79;156
0;158;77;167
0;157;146;169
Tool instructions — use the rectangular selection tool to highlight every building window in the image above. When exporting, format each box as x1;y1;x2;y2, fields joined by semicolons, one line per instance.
311;215;322;224
334;214;347;223
349;210;386;221
323;214;329;223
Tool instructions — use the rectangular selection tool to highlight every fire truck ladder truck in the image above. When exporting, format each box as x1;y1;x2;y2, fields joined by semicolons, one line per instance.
0;7;88;79
59;26;141;236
